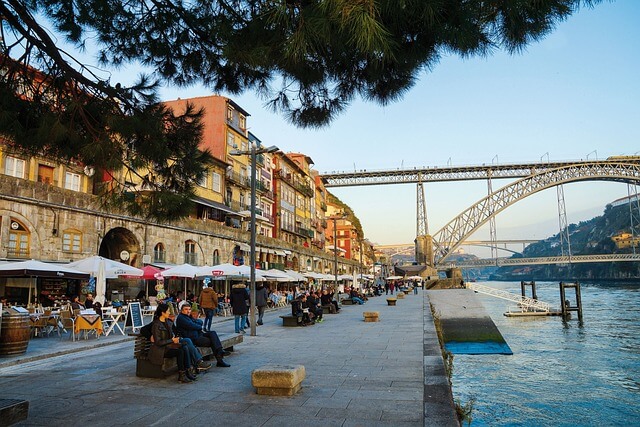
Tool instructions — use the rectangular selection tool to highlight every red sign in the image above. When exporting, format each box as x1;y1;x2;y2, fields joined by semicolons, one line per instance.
211;270;224;276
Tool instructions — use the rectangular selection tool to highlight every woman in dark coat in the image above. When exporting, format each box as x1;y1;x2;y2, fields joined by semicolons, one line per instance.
229;283;249;333
148;303;194;383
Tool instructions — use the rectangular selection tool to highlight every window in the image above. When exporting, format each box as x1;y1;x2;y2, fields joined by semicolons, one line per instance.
8;219;29;258
198;173;207;188
154;243;166;263
38;165;54;184
227;131;234;147
62;230;82;252
212;172;221;193
184;240;197;264
227;107;233;121
5;156;25;178
239;115;246;129
65;172;81;191
212;249;220;265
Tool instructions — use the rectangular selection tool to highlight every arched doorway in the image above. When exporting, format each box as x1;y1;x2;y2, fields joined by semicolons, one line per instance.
99;227;140;266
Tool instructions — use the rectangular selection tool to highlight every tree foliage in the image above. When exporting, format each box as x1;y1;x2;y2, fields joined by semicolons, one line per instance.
0;0;600;219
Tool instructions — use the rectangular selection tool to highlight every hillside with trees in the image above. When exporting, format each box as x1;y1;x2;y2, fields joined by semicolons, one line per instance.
491;199;640;281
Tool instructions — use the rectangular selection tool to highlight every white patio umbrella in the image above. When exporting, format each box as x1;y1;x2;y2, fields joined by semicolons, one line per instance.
284;270;306;281
0;260;90;304
160;263;201;296
199;263;266;280
263;269;296;282
386;275;404;280
67;256;142;305
407;275;424;281
159;263;200;279
95;259;107;305
67;256;143;279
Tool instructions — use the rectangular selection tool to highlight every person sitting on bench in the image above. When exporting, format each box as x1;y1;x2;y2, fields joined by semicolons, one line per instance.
149;303;197;383
291;295;312;326
175;303;230;367
320;289;339;313
306;291;324;322
349;288;365;305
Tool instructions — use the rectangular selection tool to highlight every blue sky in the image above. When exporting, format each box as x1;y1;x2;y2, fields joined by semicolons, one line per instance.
100;2;640;254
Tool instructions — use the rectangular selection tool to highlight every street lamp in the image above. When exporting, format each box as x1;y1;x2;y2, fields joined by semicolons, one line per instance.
230;142;278;336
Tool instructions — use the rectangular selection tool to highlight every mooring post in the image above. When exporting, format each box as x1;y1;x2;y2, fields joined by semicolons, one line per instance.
521;281;537;300
559;281;582;320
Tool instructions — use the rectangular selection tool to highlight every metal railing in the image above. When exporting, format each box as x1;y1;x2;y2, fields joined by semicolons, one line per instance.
466;282;551;312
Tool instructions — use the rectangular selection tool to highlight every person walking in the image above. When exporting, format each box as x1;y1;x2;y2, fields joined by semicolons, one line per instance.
255;283;268;325
230;283;249;333
198;284;218;332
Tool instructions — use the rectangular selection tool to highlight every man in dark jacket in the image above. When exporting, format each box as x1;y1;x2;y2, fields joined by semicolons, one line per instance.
306;292;323;323
255;283;268;325
175;303;230;367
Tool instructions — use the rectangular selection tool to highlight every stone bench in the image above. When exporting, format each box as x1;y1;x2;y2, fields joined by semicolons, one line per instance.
280;314;302;327
386;298;397;306
341;298;354;305
132;332;243;378
363;311;380;322
396;292;405;299
0;399;29;426
252;364;306;396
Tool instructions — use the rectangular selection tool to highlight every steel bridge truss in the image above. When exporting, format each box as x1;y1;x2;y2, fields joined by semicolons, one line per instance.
321;160;628;187
432;161;640;265
447;253;640;268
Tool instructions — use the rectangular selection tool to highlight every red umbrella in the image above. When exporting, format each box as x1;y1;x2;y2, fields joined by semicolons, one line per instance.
138;265;163;280
122;265;164;300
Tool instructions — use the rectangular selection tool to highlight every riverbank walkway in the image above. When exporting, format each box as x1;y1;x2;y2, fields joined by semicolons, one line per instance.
0;291;457;426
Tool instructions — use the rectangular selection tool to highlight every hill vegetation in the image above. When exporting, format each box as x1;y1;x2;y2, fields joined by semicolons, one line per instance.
492;200;640;281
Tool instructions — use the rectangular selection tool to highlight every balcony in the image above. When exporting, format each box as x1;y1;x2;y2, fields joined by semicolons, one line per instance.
276;170;293;186
296;226;314;238
226;171;250;188
294;182;314;198
320;202;327;212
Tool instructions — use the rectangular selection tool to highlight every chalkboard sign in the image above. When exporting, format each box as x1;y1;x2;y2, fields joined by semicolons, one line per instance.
125;301;144;332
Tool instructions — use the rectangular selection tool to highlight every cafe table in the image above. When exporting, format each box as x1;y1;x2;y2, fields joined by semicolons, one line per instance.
74;313;103;339
101;310;125;336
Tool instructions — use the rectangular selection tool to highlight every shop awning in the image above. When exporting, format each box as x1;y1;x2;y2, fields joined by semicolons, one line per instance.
238;210;271;222
192;197;237;215
274;250;286;256
236;242;251;251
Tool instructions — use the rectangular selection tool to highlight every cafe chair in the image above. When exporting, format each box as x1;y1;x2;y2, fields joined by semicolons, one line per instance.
31;315;49;338
59;310;76;341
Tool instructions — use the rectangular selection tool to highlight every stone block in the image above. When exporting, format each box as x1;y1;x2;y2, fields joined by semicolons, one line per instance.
386;298;397;306
397;292;405;299
363;311;380;322
0;399;29;426
252;364;306;396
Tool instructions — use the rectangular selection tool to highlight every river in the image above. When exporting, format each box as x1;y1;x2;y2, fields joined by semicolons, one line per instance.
450;280;640;426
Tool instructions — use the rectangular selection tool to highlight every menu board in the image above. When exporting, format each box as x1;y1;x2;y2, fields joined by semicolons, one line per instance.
125;301;144;332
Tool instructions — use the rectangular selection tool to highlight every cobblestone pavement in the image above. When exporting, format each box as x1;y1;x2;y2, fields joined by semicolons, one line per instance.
0;291;457;426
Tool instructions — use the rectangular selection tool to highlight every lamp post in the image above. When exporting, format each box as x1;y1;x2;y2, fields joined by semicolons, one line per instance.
230;142;278;336
330;212;346;302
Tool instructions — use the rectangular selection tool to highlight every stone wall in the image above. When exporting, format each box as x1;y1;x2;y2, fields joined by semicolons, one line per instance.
0;175;360;273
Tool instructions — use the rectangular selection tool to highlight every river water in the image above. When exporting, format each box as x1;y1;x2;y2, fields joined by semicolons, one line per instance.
450;280;640;426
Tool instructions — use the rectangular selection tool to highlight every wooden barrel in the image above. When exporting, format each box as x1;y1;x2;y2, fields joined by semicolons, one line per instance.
0;309;31;356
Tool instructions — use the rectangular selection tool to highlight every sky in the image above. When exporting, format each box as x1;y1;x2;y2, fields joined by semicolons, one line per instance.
74;1;640;256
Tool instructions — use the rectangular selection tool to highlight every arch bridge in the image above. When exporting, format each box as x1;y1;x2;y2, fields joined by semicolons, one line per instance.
322;158;640;267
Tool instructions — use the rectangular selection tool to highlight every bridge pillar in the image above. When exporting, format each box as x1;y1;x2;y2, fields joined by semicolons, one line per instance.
415;234;433;266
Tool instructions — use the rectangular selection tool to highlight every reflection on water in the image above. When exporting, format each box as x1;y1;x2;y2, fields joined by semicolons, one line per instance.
450;281;640;426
